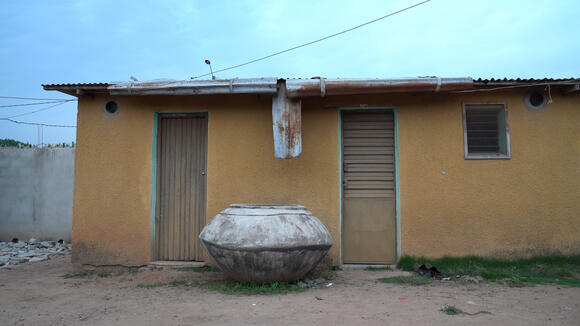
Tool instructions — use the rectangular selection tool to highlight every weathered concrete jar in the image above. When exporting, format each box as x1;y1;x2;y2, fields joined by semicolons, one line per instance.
199;204;333;282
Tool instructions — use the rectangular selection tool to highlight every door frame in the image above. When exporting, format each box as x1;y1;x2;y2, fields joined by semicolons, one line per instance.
338;107;401;264
150;110;209;261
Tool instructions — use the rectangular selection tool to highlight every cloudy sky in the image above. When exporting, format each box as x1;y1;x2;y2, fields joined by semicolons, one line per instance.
1;0;578;145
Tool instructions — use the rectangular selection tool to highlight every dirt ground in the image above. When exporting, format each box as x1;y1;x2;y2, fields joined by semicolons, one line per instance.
0;255;578;326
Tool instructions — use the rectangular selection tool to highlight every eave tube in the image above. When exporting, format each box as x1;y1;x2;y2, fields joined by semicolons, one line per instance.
284;77;474;98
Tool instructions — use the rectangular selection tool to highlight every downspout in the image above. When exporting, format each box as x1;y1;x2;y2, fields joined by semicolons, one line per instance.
272;80;302;159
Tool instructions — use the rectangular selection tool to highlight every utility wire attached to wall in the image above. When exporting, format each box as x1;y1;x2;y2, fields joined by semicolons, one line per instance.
0;99;76;108
1;101;70;119
191;0;432;79
0;118;76;128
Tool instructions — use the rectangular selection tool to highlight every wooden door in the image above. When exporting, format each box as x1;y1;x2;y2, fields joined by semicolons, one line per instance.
155;113;208;261
342;110;396;264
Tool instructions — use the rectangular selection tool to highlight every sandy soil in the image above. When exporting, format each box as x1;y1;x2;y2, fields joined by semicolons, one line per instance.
0;255;578;326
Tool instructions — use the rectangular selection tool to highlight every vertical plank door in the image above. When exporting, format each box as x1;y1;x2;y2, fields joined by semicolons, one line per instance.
155;113;207;261
342;110;396;264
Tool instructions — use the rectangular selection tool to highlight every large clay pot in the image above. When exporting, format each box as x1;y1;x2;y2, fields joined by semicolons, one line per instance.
199;204;333;282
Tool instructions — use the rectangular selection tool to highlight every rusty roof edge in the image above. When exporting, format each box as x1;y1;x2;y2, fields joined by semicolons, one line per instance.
285;77;474;97
107;77;279;95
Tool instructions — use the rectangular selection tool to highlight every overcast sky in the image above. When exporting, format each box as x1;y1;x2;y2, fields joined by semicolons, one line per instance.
1;0;579;145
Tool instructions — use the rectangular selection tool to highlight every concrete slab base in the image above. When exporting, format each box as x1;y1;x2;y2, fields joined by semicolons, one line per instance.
341;264;396;270
149;261;206;268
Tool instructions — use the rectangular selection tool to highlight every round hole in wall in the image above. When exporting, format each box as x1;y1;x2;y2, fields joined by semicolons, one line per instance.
103;100;121;115
524;90;547;110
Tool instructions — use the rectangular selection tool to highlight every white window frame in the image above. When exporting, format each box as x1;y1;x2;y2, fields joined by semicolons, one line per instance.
462;102;511;160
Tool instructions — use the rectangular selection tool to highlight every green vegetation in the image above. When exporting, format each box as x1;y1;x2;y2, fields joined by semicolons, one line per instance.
364;266;393;271
174;266;221;273
0;138;32;148
63;270;97;278
137;280;199;288
440;305;461;315
137;279;308;294
378;275;432;285
205;280;307;295
97;271;112;278
0;138;75;148
398;255;580;287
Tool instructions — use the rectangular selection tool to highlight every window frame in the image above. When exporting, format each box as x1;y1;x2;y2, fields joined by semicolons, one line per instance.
462;102;511;160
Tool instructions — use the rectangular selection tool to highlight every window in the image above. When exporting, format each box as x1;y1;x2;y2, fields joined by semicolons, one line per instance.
462;103;510;159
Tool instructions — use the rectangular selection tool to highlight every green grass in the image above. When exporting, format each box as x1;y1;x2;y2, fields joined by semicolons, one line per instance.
397;255;580;287
174;266;221;273
137;280;199;288
378;275;432;285
205;280;308;295
62;270;97;278
364;266;393;271
440;305;461;315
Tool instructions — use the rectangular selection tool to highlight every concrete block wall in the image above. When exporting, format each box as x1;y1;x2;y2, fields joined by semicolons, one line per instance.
0;148;74;241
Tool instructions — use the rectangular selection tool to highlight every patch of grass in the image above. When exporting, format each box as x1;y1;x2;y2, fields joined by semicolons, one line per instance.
205;280;307;295
365;266;393;271
127;268;137;274
397;255;580;287
378;275;432;285
440;305;461;315
324;271;334;280
62;270;96;279
137;280;199;288
175;266;221;273
97;271;111;278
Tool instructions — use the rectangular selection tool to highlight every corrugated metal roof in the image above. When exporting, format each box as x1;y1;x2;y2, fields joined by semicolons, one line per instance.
42;77;580;96
42;82;109;87
474;78;580;85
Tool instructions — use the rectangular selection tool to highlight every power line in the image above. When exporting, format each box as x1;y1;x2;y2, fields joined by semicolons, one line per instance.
1;101;69;119
0;118;76;128
0;99;76;108
0;96;75;101
191;0;431;79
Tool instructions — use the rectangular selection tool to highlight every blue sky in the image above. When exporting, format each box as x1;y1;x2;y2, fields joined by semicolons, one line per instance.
1;0;579;144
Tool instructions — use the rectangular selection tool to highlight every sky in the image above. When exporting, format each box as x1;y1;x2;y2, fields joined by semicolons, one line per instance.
1;0;579;145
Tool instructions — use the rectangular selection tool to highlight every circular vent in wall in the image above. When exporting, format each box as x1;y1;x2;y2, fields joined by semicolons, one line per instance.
523;90;547;110
103;99;121;115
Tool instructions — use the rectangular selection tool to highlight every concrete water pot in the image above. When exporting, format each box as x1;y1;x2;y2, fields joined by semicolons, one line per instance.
199;204;333;282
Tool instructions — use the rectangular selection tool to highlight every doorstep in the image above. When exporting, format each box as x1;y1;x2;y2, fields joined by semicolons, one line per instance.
341;264;396;270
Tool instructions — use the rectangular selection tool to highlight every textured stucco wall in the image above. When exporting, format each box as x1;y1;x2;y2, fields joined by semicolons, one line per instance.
321;90;579;258
72;89;579;267
0;148;74;242
72;95;339;267
396;90;579;258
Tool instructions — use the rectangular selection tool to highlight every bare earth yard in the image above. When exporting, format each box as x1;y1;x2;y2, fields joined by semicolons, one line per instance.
1;255;578;325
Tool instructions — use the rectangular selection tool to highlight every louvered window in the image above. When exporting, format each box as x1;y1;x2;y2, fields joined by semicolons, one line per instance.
463;104;510;159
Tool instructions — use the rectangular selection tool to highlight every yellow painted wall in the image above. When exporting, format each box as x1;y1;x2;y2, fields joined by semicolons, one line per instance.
72;94;339;267
396;91;580;258
322;90;579;258
72;89;579;267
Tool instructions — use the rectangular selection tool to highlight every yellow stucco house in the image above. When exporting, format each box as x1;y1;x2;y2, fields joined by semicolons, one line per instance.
44;77;580;268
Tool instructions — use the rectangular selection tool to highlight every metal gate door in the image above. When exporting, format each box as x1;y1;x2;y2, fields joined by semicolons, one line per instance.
155;113;208;261
342;110;396;264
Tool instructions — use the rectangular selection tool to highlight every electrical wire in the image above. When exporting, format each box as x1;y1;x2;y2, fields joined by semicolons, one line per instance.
0;101;70;119
0;99;75;108
452;80;579;93
190;0;432;79
0;118;76;128
0;96;75;101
